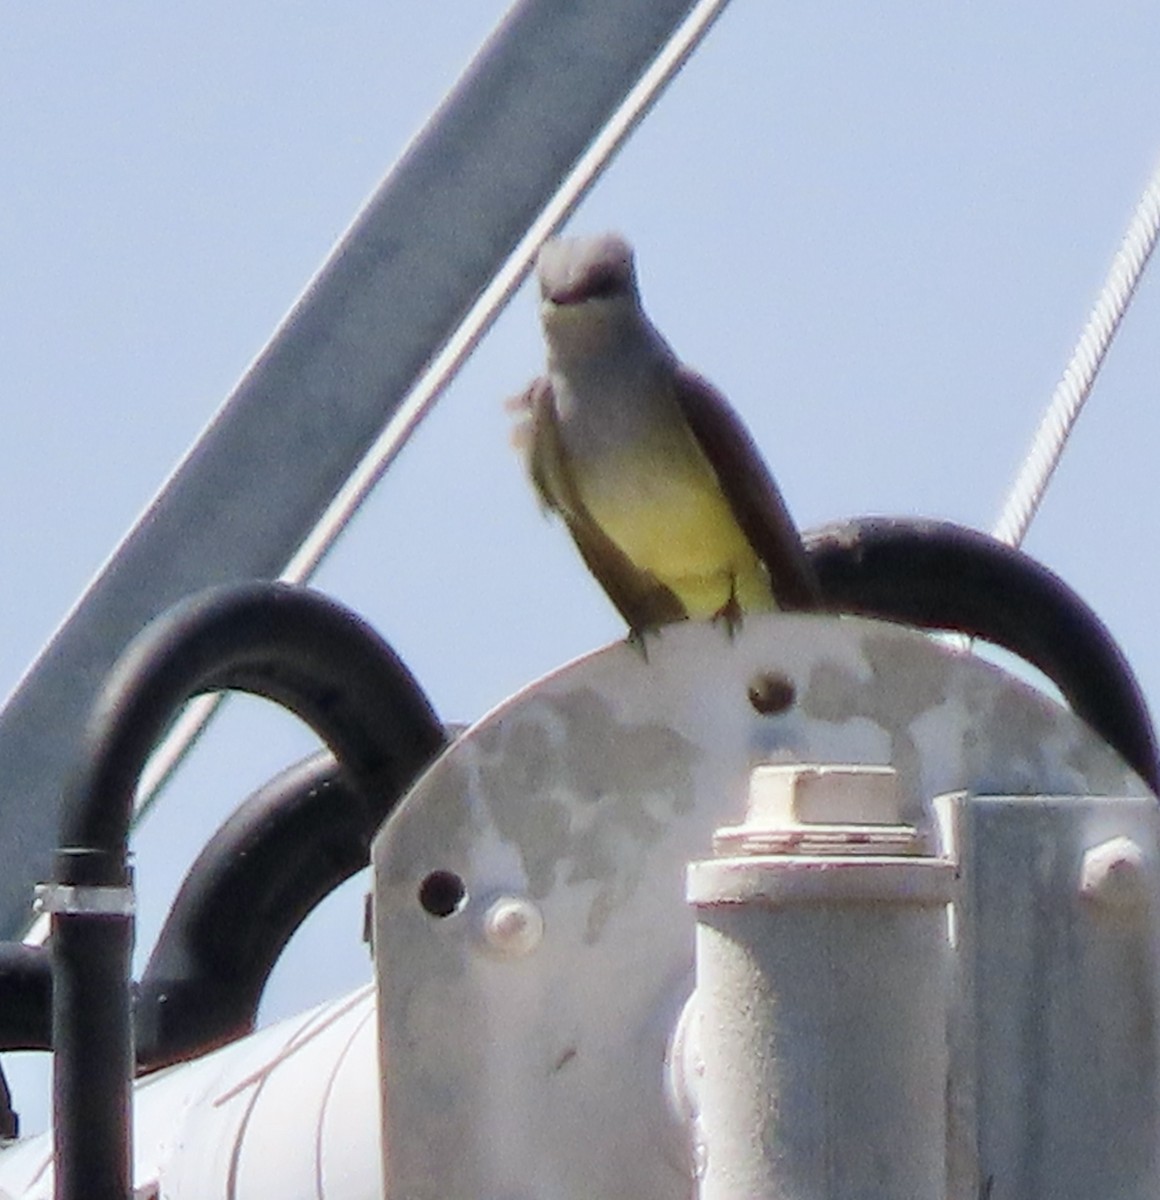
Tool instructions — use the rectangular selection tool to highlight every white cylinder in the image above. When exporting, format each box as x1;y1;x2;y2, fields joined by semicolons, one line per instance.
688;854;954;1200
0;987;382;1200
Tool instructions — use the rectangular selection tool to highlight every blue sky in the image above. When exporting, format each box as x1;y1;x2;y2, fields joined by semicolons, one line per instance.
4;2;1160;1128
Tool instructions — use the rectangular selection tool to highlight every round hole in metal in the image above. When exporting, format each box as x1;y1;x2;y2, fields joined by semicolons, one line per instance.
418;869;468;917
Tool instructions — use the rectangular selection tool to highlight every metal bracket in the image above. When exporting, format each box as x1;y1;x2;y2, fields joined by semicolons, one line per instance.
371;613;1148;1200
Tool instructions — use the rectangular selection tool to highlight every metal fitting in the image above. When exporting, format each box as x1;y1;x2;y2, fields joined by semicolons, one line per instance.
712;763;922;857
479;895;544;957
688;762;953;1200
1079;835;1148;909
34;882;136;917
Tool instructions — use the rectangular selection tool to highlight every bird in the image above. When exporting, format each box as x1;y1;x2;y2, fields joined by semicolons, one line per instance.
509;232;822;638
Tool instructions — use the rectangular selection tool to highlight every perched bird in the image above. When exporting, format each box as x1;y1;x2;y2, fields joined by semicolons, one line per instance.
509;232;822;636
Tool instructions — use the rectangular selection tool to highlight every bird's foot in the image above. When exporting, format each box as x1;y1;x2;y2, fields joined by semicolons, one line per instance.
711;593;744;640
625;625;662;661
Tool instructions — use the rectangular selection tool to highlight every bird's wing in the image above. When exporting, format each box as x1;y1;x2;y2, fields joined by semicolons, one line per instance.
671;368;823;611
517;377;686;631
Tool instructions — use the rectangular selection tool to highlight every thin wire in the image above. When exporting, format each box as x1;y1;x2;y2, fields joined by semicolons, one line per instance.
124;0;734;831
992;160;1160;548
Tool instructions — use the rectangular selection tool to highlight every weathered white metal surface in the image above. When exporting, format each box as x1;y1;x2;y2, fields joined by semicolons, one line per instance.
372;613;1149;1200
958;794;1160;1200
0;987;380;1200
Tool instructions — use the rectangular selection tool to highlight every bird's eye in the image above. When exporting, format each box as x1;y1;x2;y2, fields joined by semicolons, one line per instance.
577;264;626;300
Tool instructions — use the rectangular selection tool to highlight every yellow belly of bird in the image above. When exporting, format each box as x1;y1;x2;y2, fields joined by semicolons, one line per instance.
581;445;775;618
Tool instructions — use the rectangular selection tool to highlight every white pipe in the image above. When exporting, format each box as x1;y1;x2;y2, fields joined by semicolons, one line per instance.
685;765;954;1200
0;986;380;1200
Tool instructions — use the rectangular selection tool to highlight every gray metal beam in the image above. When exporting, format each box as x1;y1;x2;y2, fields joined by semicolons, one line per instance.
0;0;714;937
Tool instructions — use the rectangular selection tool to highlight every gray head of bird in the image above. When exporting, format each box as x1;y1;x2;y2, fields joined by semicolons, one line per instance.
536;233;645;363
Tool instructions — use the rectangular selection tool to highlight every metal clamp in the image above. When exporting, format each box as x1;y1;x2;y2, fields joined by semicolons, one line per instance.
34;883;135;918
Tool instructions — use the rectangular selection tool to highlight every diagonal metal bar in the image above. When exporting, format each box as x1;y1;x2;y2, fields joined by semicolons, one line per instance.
133;0;732;829
0;0;726;938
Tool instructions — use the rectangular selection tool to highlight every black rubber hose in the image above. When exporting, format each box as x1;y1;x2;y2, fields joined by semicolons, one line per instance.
805;517;1159;793
61;584;444;857
0;943;52;1050
0;942;53;1141
135;749;440;1072
52;581;445;1200
51;891;133;1200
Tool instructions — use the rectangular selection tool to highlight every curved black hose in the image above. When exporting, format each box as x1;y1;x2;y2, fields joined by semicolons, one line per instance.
805;517;1159;793
0;943;52;1051
135;749;439;1072
0;942;53;1140
52;582;445;1200
62;584;443;857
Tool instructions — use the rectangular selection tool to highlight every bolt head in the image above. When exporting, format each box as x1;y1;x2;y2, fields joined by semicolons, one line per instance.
713;764;920;856
1080;836;1147;909
480;895;544;957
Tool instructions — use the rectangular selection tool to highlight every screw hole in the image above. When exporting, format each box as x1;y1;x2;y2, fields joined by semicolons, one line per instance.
418;870;467;917
748;672;796;715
